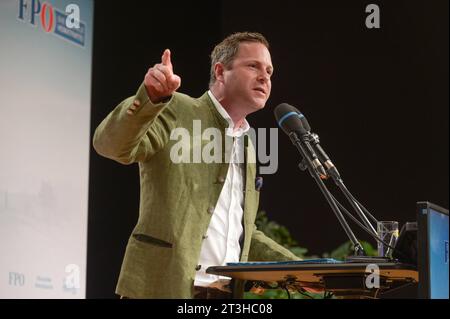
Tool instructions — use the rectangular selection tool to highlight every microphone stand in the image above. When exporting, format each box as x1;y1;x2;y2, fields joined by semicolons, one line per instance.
307;133;379;237
333;179;378;237
288;131;365;256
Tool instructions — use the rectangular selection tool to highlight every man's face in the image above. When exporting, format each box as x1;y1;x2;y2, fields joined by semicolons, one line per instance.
221;42;273;113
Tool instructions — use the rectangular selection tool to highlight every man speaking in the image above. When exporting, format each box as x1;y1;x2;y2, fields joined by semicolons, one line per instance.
93;32;299;299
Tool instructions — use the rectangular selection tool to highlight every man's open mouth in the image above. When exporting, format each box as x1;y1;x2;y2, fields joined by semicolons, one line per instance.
253;88;266;94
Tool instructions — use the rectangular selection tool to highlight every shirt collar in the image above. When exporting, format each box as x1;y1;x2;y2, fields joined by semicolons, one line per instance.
208;90;250;137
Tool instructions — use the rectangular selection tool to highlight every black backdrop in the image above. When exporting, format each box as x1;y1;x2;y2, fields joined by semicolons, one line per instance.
88;0;448;298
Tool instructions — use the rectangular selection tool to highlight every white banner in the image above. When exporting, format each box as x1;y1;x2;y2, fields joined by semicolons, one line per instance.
0;0;93;298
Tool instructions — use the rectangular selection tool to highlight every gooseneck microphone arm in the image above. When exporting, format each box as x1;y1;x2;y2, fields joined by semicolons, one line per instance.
288;131;366;256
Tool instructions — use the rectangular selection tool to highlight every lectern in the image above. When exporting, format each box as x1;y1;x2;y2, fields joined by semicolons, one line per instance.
207;261;418;299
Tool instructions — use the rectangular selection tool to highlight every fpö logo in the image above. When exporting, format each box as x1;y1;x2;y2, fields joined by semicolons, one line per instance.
17;0;86;47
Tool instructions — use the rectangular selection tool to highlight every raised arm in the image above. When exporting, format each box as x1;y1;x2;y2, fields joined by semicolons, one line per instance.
93;49;181;164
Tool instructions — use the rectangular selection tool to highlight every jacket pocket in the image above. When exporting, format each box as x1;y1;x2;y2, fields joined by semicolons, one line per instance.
132;233;173;248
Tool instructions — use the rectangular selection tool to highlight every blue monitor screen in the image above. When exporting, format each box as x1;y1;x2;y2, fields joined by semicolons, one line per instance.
429;208;449;299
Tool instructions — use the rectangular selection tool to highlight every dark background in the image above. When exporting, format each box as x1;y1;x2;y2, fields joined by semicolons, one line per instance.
88;0;448;298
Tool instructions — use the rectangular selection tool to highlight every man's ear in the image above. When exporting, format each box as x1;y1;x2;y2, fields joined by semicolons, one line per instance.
214;62;225;83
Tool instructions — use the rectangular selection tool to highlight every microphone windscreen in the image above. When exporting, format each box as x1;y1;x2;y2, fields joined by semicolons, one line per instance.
274;103;310;135
298;112;311;132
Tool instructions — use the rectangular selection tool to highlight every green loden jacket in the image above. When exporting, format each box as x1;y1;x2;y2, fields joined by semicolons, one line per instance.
93;83;300;298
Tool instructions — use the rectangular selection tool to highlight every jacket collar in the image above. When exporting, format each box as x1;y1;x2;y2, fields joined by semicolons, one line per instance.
207;91;250;138
198;91;229;130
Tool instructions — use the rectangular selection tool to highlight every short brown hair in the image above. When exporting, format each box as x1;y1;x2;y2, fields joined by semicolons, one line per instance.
209;32;269;87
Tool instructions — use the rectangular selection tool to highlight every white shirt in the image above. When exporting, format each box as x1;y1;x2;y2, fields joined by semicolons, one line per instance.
194;91;250;287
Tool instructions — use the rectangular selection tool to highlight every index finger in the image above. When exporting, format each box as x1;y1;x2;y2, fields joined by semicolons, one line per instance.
161;49;172;67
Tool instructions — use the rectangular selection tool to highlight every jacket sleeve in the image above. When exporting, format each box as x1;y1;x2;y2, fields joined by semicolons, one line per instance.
248;225;301;261
93;83;177;164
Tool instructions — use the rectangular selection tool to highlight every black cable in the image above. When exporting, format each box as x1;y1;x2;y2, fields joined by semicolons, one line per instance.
297;289;314;299
284;287;291;299
331;193;381;241
349;193;379;225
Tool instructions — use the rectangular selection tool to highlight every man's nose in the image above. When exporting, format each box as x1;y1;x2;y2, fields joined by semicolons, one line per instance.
257;72;270;83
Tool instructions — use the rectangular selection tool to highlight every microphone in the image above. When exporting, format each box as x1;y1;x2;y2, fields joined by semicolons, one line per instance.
292;113;342;180
308;133;340;178
274;103;366;255
274;103;327;179
289;108;378;237
274;103;310;136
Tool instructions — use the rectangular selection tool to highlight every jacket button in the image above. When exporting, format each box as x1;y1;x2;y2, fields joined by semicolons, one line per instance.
195;265;201;271
202;235;208;240
133;99;141;107
126;109;134;115
207;206;214;214
217;176;225;183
